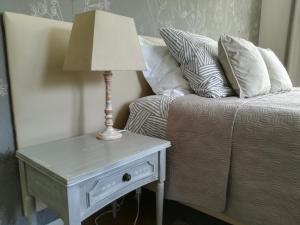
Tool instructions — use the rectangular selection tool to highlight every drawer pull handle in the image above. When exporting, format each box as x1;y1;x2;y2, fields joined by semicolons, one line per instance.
122;173;131;182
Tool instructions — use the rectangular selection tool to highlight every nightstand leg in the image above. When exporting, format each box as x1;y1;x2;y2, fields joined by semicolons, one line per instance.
156;181;164;225
64;186;81;225
18;160;38;225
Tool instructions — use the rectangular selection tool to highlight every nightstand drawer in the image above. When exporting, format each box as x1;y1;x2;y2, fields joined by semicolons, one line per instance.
80;153;158;214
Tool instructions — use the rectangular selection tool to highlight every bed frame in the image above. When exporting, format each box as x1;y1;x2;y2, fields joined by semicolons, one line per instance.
4;12;242;225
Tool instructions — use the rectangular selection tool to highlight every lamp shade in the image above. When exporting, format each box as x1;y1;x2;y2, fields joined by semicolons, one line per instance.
63;10;145;71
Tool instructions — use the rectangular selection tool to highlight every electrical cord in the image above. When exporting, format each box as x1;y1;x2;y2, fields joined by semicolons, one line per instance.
133;196;140;225
94;197;126;225
94;189;142;225
117;196;126;208
134;188;142;225
118;129;128;133
94;209;113;225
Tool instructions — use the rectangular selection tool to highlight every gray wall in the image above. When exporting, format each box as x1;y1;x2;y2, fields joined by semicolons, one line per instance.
0;0;261;224
259;0;293;64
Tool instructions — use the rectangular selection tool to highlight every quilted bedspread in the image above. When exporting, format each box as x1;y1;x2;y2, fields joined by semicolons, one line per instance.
126;89;300;225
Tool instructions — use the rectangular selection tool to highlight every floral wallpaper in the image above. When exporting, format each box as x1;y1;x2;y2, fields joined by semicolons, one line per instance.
0;0;262;224
142;0;261;42
29;0;64;20
72;0;262;43
20;0;262;42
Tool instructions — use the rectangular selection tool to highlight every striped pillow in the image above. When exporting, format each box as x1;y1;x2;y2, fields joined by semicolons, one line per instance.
160;27;234;98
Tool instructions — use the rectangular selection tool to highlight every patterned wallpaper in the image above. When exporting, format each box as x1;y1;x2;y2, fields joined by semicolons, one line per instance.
0;0;262;224
0;0;263;41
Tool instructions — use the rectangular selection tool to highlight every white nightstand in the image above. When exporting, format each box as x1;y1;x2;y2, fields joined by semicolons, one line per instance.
16;132;170;225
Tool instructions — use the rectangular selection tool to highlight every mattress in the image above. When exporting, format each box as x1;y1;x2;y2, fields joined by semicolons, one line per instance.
125;95;177;139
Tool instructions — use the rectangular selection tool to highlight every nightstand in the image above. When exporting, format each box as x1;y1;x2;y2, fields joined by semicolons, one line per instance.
16;132;170;225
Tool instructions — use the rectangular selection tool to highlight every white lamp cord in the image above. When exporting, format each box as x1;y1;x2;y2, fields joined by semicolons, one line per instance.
118;129;128;133
134;188;142;225
94;189;142;225
94;198;125;225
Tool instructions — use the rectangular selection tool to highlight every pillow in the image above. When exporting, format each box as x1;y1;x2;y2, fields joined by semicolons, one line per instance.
258;48;293;93
159;27;234;98
218;35;271;98
139;36;192;96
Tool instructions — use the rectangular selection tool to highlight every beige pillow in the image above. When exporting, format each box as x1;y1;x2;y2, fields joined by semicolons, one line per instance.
258;48;293;93
218;35;271;98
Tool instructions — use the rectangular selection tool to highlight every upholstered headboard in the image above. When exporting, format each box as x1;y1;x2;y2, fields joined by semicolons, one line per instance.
3;12;155;148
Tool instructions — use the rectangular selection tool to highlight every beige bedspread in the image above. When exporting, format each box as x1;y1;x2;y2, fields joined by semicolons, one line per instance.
166;89;300;225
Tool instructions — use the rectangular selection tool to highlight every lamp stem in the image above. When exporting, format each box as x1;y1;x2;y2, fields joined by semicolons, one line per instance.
104;70;114;129
96;70;122;140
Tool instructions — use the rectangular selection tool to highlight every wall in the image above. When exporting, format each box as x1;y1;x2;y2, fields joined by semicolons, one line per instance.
259;0;293;64
259;0;300;86
287;0;300;86
0;0;262;224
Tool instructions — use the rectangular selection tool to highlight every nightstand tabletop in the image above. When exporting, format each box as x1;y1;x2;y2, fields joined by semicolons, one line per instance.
16;132;170;186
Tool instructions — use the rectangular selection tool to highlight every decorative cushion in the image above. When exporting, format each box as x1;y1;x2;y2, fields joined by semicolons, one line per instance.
258;48;293;93
160;27;234;98
139;36;192;96
218;35;271;98
125;95;176;139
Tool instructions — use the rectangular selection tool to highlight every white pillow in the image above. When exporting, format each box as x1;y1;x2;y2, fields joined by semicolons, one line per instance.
258;48;293;93
139;36;192;96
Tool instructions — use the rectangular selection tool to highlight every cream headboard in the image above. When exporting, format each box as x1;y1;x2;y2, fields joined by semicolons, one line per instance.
3;12;155;148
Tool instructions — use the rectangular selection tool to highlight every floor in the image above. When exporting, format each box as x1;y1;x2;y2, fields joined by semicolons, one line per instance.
83;189;230;225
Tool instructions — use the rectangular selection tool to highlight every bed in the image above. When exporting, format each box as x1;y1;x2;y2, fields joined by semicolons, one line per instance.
125;91;300;225
125;27;300;225
3;11;300;225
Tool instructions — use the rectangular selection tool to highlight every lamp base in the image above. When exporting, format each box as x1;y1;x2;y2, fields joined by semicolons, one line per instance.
96;127;122;140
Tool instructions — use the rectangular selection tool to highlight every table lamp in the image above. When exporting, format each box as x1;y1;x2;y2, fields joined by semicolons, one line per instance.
63;10;145;140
